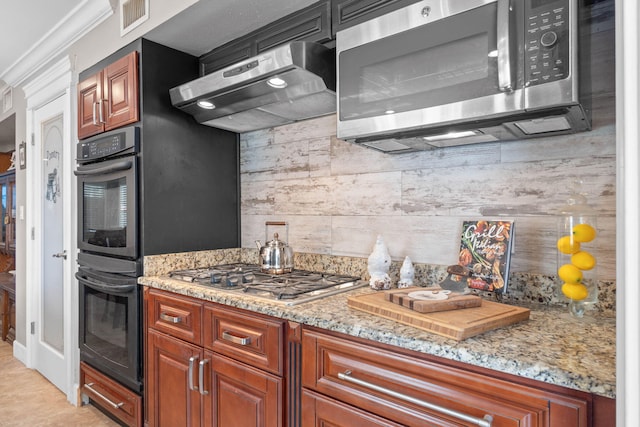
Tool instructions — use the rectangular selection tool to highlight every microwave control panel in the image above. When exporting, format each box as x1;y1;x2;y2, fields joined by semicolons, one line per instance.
77;126;139;163
524;0;570;87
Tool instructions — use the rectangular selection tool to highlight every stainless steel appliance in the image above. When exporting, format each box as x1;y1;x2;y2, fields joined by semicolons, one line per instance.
76;126;138;259
169;41;336;133
336;0;590;153
169;263;366;306
76;261;142;392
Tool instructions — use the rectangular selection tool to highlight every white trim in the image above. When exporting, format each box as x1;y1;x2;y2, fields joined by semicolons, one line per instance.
616;0;640;425
0;0;113;87
12;340;28;366
23;57;74;107
24;55;79;405
2;87;12;113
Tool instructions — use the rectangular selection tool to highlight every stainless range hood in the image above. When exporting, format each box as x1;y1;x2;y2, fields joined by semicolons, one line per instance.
170;41;336;133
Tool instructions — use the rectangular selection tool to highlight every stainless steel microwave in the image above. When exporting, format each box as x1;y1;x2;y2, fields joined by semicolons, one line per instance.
336;0;590;153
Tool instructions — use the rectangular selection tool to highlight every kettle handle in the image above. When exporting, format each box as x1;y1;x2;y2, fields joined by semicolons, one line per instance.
265;221;288;242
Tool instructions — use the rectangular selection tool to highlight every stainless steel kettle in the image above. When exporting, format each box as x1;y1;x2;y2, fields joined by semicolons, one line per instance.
255;222;294;274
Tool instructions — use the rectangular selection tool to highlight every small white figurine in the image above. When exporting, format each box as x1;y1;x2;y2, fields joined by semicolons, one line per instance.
397;256;415;288
367;235;391;290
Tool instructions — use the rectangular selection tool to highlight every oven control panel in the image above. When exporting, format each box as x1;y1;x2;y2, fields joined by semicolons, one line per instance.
524;0;571;87
77;126;139;163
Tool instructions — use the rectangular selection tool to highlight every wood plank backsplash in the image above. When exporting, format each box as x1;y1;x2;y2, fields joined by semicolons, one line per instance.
240;26;616;280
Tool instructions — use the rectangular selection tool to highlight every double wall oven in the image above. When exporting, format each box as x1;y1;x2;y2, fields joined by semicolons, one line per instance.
75;126;143;393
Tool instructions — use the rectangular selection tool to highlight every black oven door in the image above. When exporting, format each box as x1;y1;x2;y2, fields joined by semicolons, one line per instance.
77;267;142;392
75;155;137;259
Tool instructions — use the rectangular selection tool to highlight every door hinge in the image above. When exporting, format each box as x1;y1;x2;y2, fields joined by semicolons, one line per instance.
31;133;35;146
31;227;35;240
30;322;35;335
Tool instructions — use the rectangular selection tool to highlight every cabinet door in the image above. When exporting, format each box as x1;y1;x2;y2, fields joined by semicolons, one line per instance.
199;38;256;76
204;352;283;427
255;1;332;53
77;71;104;139
332;0;421;34
103;51;139;131
146;329;202;427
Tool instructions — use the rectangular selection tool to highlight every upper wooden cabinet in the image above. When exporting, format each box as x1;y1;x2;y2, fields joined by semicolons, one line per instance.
331;0;421;34
198;0;424;76
200;1;332;75
77;51;139;139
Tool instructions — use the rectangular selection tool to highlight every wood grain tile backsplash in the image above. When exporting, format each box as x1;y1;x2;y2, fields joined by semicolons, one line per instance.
239;26;616;281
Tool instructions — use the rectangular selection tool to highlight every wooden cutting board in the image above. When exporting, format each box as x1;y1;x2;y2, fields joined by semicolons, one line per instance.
384;287;482;313
348;291;530;341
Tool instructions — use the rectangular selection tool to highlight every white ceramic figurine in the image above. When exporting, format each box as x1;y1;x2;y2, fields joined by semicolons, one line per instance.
367;235;392;290
397;256;415;288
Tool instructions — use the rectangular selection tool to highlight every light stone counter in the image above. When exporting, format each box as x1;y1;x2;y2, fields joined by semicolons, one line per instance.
139;272;616;400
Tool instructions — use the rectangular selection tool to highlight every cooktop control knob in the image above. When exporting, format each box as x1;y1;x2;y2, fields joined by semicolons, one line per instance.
540;31;558;48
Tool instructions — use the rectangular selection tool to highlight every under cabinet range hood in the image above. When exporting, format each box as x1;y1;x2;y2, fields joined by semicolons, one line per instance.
170;41;336;133
335;0;591;153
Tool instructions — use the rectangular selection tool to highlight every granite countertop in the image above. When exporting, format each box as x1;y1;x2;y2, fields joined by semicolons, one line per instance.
138;274;616;400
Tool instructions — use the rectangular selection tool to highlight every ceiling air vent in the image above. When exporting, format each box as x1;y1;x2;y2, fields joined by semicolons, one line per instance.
120;0;149;36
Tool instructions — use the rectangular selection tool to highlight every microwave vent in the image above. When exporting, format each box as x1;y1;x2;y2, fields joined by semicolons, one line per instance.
513;116;572;135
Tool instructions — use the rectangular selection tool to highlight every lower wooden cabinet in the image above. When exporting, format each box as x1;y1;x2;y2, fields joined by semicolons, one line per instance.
144;288;613;427
144;288;289;427
301;327;602;427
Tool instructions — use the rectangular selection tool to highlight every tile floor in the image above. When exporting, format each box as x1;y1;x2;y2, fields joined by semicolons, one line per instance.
0;341;120;426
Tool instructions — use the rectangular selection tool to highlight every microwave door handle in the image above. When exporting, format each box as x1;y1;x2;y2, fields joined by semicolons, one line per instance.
75;272;136;294
74;159;133;176
497;0;513;92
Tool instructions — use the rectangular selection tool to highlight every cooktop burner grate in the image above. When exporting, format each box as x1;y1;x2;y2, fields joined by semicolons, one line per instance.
169;263;365;305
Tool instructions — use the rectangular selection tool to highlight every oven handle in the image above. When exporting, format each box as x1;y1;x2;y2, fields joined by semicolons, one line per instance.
85;383;124;409
74;159;133;176
75;272;137;294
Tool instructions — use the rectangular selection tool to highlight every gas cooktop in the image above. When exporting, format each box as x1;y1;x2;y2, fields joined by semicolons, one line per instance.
169;263;366;306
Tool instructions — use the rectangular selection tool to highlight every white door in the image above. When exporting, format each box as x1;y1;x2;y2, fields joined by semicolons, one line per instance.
32;95;69;393
23;57;77;404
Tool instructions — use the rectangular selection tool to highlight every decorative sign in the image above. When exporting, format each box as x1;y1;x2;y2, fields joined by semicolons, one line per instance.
19;141;26;169
457;220;515;293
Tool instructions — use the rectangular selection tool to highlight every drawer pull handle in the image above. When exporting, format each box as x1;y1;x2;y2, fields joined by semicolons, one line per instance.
338;370;493;427
84;382;124;410
160;312;182;324
188;356;199;391
199;359;210;395
222;331;251;346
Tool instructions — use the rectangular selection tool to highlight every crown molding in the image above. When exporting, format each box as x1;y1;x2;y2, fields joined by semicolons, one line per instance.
0;0;113;88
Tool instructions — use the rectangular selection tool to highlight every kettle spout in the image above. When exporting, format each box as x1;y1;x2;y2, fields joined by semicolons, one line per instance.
255;240;262;250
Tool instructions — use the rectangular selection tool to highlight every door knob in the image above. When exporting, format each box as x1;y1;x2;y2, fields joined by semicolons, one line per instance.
52;250;67;260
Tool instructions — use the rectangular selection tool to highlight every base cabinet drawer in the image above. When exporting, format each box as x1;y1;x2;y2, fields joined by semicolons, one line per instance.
147;288;203;345
302;328;589;427
80;362;143;427
302;389;406;427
